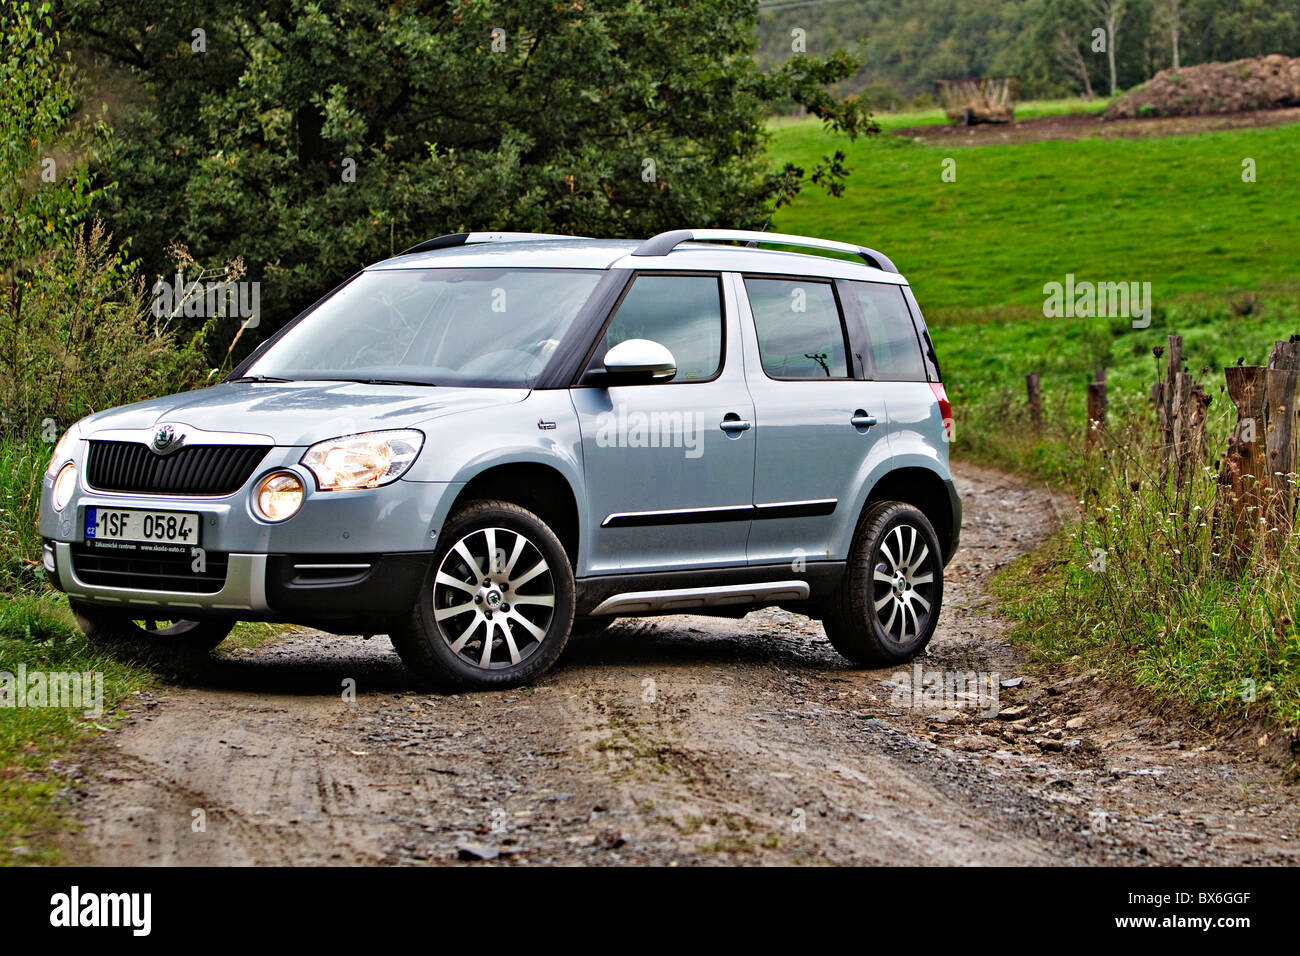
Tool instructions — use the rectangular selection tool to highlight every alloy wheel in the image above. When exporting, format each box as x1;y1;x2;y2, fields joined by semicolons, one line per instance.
431;526;557;669
870;522;937;643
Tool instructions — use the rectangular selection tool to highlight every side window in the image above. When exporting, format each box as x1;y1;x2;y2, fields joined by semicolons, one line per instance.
846;281;926;382
600;274;723;382
744;277;850;380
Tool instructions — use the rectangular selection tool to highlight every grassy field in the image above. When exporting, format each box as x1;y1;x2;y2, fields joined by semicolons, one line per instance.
767;112;1300;477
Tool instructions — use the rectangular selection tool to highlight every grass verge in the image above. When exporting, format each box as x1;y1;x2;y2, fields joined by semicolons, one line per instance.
0;592;152;864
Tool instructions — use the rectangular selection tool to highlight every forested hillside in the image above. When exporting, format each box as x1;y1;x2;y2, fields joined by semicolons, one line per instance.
756;0;1300;102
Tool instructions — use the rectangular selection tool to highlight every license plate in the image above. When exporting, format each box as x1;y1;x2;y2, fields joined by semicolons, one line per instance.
84;507;201;546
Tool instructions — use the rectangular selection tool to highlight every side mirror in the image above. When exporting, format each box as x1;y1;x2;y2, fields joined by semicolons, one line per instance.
600;338;677;384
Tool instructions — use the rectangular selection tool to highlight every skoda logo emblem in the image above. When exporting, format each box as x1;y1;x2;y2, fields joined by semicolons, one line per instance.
151;424;185;455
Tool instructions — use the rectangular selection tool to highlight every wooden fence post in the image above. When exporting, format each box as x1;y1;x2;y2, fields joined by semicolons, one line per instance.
1215;365;1268;564
1263;340;1300;540
1086;378;1107;448
1026;373;1042;431
1214;339;1300;563
1159;335;1183;482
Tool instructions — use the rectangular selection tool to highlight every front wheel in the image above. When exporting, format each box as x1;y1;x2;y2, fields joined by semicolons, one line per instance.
821;501;944;666
71;602;234;654
389;500;576;690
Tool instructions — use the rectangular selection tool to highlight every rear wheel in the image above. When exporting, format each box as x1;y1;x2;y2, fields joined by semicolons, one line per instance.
389;500;575;690
821;501;944;666
71;602;234;654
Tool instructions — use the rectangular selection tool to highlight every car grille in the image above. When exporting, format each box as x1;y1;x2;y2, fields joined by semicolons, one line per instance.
71;544;229;594
86;440;268;496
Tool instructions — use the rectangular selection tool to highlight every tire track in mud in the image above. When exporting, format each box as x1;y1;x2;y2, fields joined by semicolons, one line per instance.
60;463;1300;865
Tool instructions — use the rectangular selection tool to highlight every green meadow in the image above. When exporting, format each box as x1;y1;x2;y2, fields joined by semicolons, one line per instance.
767;115;1300;476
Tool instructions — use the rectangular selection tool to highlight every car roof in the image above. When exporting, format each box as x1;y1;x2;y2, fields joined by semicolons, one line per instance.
367;237;908;285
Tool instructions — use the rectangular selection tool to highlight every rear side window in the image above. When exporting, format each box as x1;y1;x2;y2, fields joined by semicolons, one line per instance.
601;274;723;382
845;281;926;382
744;277;850;379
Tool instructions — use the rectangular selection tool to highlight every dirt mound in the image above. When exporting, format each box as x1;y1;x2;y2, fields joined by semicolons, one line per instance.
1108;54;1300;118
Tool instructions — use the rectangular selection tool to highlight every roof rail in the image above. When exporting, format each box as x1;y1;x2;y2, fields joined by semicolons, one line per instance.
631;228;899;273
398;232;586;256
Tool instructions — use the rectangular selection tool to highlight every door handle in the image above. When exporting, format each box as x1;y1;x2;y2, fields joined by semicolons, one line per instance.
850;410;877;429
720;413;752;434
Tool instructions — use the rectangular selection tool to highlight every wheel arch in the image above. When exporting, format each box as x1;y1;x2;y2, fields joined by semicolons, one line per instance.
859;466;960;564
446;461;581;568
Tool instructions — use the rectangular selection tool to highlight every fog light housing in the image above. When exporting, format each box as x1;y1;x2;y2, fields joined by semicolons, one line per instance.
52;463;78;511
254;472;304;522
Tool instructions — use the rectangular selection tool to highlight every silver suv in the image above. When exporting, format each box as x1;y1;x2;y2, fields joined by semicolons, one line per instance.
39;229;960;689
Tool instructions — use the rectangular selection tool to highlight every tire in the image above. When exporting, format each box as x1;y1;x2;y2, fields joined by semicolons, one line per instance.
389;500;576;690
821;501;944;667
71;602;234;654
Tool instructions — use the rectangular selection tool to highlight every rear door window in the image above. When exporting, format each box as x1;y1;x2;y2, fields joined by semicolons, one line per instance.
743;277;851;380
844;281;926;382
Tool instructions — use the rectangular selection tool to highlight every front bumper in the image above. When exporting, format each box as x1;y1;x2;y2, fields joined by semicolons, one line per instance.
50;541;434;622
40;442;457;621
53;542;270;612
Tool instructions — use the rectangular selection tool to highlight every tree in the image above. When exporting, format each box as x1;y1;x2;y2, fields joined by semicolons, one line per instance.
1;0;102;295
64;0;878;345
1089;0;1129;95
1155;0;1183;69
1055;24;1097;96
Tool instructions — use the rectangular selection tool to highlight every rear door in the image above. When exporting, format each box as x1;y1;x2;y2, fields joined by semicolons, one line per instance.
840;280;942;457
733;272;894;566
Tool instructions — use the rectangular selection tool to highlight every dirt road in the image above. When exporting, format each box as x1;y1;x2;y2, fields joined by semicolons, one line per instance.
61;463;1300;865
894;106;1300;146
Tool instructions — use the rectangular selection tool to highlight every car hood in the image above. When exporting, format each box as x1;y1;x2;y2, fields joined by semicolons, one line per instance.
80;381;529;446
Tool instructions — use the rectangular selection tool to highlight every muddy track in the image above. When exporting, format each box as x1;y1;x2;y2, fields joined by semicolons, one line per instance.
59;463;1300;865
893;106;1300;146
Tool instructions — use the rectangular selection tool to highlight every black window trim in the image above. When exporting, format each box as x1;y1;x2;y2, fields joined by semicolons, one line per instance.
741;272;858;383
839;278;930;384
901;285;942;384
572;270;729;387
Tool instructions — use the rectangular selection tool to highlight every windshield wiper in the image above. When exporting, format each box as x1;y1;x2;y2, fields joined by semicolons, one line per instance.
227;374;292;383
335;377;436;387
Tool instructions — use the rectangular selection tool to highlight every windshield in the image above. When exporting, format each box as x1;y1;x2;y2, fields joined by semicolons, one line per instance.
246;267;604;387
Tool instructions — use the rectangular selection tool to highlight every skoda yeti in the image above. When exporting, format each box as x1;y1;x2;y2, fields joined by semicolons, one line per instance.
39;229;961;689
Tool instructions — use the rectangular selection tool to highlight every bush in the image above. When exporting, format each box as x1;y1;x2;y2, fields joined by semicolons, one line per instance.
0;222;206;440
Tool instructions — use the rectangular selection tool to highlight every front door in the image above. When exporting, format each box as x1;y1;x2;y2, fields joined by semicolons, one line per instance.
571;272;755;575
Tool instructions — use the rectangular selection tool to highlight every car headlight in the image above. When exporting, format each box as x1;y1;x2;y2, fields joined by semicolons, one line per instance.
46;421;84;478
52;463;78;511
254;471;305;521
300;429;424;491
